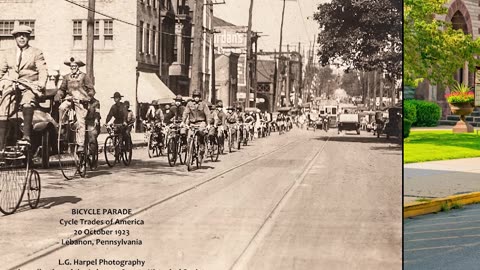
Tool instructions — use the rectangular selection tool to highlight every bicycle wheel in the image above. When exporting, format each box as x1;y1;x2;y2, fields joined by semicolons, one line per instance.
196;137;201;169
158;133;165;156
186;137;195;171
167;137;177;167
104;135;118;168
147;133;157;158
57;111;79;180
178;136;187;165
237;129;241;150
78;150;87;178
228;129;233;153
27;169;41;209
89;141;99;170
0;146;30;215
122;135;133;166
213;137;220;162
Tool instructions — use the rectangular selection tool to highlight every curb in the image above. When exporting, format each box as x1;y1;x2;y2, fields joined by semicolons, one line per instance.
404;192;480;218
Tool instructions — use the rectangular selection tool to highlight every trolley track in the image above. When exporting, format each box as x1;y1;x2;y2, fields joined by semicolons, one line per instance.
7;132;314;270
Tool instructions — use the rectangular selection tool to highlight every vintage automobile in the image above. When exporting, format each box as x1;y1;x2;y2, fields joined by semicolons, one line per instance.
2;85;59;169
337;110;360;135
383;107;402;139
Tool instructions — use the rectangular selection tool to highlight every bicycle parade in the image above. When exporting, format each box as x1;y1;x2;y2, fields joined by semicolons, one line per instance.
0;25;299;215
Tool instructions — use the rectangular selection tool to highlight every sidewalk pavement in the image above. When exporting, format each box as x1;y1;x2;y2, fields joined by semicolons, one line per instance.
411;125;453;131
97;132;147;148
404;157;480;205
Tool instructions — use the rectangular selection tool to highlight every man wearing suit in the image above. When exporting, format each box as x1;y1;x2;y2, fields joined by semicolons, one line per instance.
0;25;48;148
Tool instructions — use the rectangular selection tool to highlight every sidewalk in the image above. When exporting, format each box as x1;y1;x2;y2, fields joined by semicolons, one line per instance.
411;125;453;131
97;132;147;148
404;157;480;204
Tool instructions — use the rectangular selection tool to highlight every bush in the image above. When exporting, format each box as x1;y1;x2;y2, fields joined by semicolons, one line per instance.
409;100;441;127
404;100;417;123
404;118;412;138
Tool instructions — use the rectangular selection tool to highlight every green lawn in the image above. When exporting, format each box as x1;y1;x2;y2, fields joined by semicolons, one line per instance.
404;130;480;163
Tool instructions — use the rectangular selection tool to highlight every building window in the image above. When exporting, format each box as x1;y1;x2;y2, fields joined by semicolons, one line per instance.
173;35;177;62
139;21;144;53
145;23;150;54
93;20;100;40
0;20;15;49
73;20;83;49
104;20;113;48
152;26;157;56
258;83;270;93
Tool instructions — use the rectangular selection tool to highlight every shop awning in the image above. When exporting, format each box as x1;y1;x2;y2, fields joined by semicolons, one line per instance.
137;72;175;103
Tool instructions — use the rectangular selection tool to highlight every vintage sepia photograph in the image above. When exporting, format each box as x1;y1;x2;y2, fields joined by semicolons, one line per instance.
0;0;402;269
404;0;480;269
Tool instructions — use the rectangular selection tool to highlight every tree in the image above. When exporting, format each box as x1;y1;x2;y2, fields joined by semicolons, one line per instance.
341;71;361;97
404;0;480;87
314;0;402;81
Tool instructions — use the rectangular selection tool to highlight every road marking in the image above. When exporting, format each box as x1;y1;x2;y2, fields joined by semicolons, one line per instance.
229;136;331;270
405;234;480;242
405;226;480;235
403;242;480;252
406;219;480;228
6;135;304;270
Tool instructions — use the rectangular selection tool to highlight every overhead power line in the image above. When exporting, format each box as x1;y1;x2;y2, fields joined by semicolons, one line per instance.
64;0;193;39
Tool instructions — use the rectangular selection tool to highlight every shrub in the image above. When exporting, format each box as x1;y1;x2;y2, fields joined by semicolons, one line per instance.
404;118;412;138
404;100;417;123
409;100;441;127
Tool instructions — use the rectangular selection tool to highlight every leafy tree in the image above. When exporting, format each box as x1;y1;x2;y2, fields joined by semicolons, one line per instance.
404;0;480;87
314;0;402;81
341;71;361;97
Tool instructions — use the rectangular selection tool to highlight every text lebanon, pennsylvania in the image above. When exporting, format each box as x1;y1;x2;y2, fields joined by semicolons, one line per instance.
59;258;145;267
62;238;143;247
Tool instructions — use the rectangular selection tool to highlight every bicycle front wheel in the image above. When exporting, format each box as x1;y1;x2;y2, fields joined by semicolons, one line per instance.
178;136;187;165
27;169;41;209
147;133;157;158
186;137;195;171
104;135;118;168
122;136;133;166
57;112;79;180
0;165;28;215
167;137;177;167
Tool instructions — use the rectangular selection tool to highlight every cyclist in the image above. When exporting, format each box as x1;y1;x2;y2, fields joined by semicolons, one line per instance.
182;90;211;159
85;93;100;156
0;25;48;148
225;106;238;144
124;100;135;133
55;57;95;153
212;100;226;147
277;112;286;132
244;112;255;139
235;105;246;142
105;92;128;139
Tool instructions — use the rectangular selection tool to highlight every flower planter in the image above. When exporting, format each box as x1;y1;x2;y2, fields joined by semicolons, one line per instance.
449;102;474;133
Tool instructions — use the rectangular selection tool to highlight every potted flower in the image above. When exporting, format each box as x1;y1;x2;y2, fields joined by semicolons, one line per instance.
445;82;475;133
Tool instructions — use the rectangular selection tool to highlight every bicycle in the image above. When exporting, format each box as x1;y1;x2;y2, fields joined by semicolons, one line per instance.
226;124;236;153
77;121;99;177
185;124;206;171
206;126;220;162
166;120;183;167
0;78;41;215
104;123;133;167
144;121;165;158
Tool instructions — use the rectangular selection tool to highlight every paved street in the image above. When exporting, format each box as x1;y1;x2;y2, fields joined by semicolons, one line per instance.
1;128;401;270
405;204;480;270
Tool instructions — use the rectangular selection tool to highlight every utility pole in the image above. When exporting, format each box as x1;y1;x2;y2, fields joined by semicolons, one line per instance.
86;0;95;83
190;0;204;96
252;32;259;108
245;0;254;109
275;0;287;111
379;69;384;109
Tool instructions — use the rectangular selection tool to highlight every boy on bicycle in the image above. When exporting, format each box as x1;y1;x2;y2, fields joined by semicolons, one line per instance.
85;93;100;156
105;91;128;139
55;57;95;153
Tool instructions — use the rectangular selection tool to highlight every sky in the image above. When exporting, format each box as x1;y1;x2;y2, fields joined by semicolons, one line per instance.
214;0;330;54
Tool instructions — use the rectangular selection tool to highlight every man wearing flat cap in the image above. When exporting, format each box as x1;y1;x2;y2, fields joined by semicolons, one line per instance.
0;25;48;147
55;57;95;152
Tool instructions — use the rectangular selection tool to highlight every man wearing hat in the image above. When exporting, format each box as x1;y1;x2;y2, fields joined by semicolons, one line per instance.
212;100;226;149
106;92;128;125
182;90;212;158
55;57;95;152
0;25;48;147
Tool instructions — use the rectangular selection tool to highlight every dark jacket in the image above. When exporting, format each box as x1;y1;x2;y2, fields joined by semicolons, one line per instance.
106;102;128;124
